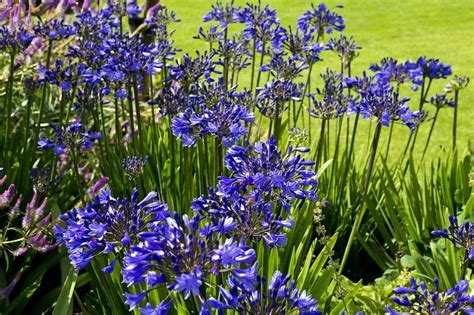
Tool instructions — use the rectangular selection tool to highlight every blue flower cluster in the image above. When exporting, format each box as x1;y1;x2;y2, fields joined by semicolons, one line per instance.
345;73;420;129
309;70;353;119
416;57;452;80
388;277;474;314
54;188;168;270
218;136;318;211
432;215;473;260
207;268;321;314
297;3;345;39
327;34;361;68
370;57;423;88
257;79;302;117
38;120;101;155
171;80;255;147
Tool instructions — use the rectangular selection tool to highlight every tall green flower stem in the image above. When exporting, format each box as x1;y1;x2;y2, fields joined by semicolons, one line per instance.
421;106;441;160
339;122;382;274
126;86;137;154
452;90;459;150
409;78;432;154
384;84;399;159
314;118;327;170
249;38;257;92
3;52;15;163
273;101;282;145
293;63;314;126
133;75;144;153
337;112;360;202
70;148;85;204
401;79;426;160
33;40;53;143
255;44;266;90
247;40;262;140
330;117;344;193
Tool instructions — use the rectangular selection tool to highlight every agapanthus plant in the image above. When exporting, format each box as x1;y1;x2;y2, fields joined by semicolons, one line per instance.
236;1;287;53
308;70;351;120
387;277;474;314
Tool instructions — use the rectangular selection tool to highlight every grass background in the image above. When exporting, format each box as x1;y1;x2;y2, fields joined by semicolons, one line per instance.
161;0;473;159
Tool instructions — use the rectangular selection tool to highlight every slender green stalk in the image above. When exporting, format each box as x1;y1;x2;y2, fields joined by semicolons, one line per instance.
33;41;53;150
452;90;459;150
255;43;266;91
273;101;282;144
401;78;426;160
132;75;144;153
421;106;440;160
3;53;15;162
384;84;399;159
71;148;85;204
314;119;327;169
339;112;360;198
249;38;257;92
127;86;137;154
409;78;432;154
294;63;314;125
339;122;382;274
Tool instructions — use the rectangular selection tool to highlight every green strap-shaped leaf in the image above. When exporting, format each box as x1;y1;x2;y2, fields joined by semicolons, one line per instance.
52;266;78;315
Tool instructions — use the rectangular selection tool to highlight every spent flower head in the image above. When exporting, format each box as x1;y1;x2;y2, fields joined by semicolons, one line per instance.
444;75;470;93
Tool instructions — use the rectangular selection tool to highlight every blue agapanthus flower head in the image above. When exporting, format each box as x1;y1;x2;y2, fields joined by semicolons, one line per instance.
202;0;241;28
284;26;324;66
214;36;251;72
34;18;76;41
122;211;256;311
236;2;287;53
297;3;345;39
327;34;361;67
432;214;473;260
416;57;452;80
38;120;101;155
171;80;255;147
370;57;423;89
54;188;168;270
429;94;455;109
218;136;318;211
0;24;35;53
169;51;219;89
260;52;308;79
347;73;420;130
309;69;353;119
256;79;302;117
207;268;321;314
192;189;294;248
387;277;474;314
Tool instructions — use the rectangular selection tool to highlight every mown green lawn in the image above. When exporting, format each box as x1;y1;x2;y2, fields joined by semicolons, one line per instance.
162;0;473;159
